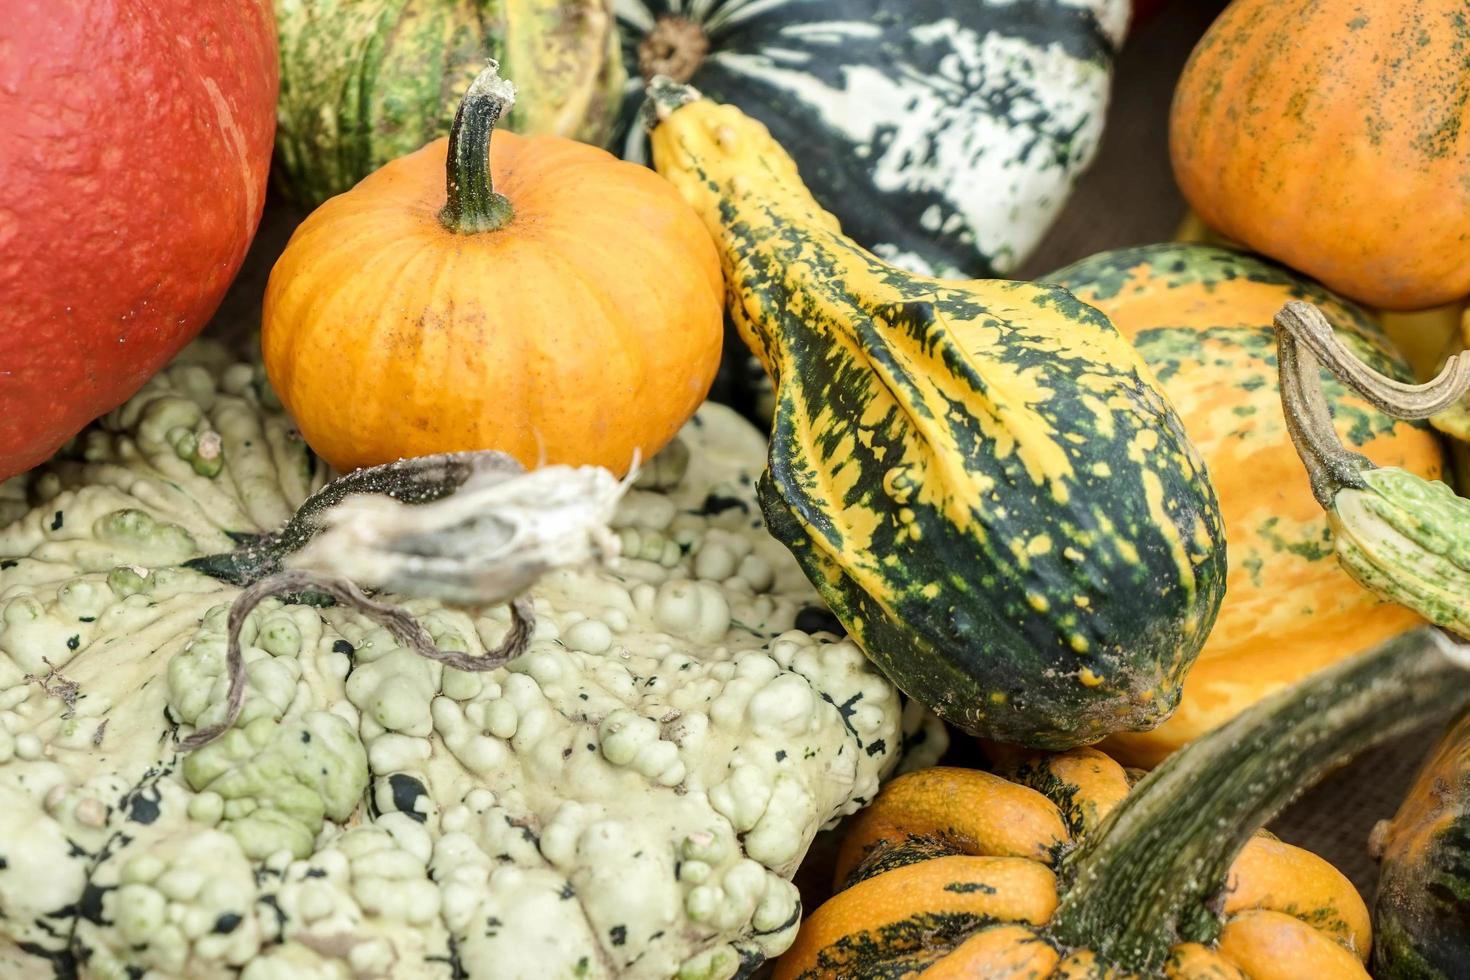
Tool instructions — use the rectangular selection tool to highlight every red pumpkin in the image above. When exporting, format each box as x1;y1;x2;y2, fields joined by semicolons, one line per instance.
0;1;278;480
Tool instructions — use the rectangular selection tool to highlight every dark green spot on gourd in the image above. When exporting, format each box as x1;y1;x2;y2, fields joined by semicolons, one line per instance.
212;912;243;934
387;773;430;823
698;493;748;516
943;881;997;894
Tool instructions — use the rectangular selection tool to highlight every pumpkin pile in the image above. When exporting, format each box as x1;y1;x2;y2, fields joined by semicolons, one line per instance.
2;0;1469;977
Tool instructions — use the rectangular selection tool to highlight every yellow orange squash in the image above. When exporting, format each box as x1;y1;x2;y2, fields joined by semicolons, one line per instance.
262;64;723;475
1171;0;1470;311
1046;244;1445;767
778;627;1470;979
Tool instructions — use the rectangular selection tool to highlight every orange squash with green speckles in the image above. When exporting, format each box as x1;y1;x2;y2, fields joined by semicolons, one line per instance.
779;628;1470;979
1047;244;1446;767
1170;0;1470;311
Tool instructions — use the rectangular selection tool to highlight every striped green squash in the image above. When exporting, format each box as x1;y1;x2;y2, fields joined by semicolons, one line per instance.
646;84;1226;749
1373;711;1470;979
615;0;1128;279
273;0;626;206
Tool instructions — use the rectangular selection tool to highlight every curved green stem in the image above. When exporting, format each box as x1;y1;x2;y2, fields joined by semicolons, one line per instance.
1273;305;1373;508
439;61;517;234
1047;626;1470;973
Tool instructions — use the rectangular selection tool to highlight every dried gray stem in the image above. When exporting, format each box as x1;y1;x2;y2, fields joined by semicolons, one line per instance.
178;570;534;751
26;657;80;719
287;461;631;605
1277;300;1470;419
1274;313;1372;508
179;457;632;751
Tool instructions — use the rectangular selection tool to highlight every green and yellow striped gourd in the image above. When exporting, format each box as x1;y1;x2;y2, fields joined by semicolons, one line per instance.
644;81;1226;749
273;0;625;206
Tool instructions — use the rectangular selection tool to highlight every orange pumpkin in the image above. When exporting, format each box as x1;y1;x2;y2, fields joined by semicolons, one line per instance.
262;64;723;475
1170;0;1470;311
1046;244;1446;767
777;627;1470;979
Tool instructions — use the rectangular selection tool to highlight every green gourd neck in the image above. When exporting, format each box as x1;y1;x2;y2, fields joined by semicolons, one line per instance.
439;62;517;235
1047;626;1470;973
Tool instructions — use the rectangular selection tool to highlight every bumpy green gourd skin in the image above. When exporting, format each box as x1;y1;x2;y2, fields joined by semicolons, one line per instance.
1374;712;1470;979
649;92;1227;748
273;0;625;206
1332;469;1470;638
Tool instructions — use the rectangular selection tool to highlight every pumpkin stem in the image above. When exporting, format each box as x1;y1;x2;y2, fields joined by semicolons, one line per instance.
1273;303;1374;508
637;16;710;84
439;61;517;234
1278;300;1470;419
1047;626;1470;972
179;569;535;751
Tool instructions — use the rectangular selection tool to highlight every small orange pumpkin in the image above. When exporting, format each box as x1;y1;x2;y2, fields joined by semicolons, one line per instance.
1171;0;1470;311
262;63;723;475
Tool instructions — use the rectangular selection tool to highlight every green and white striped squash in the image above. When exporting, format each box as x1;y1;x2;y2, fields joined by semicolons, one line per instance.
614;0;1128;279
647;83;1226;750
273;0;626;206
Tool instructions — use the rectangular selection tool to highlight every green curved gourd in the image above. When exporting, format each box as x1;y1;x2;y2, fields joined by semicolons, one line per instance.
273;0;625;206
645;81;1226;749
1373;710;1470;979
1275;301;1470;639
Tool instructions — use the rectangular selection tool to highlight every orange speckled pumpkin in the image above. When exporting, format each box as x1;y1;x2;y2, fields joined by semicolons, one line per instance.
1046;244;1445;767
262;64;723;476
777;628;1470;980
1170;0;1470;311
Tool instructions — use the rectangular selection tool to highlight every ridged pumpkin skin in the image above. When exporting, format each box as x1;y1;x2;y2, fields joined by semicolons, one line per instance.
778;758;1371;979
1373;712;1470;979
262;128;723;475
649;92;1225;749
0;0;277;481
1170;0;1470;311
274;0;625;205
1046;245;1446;767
